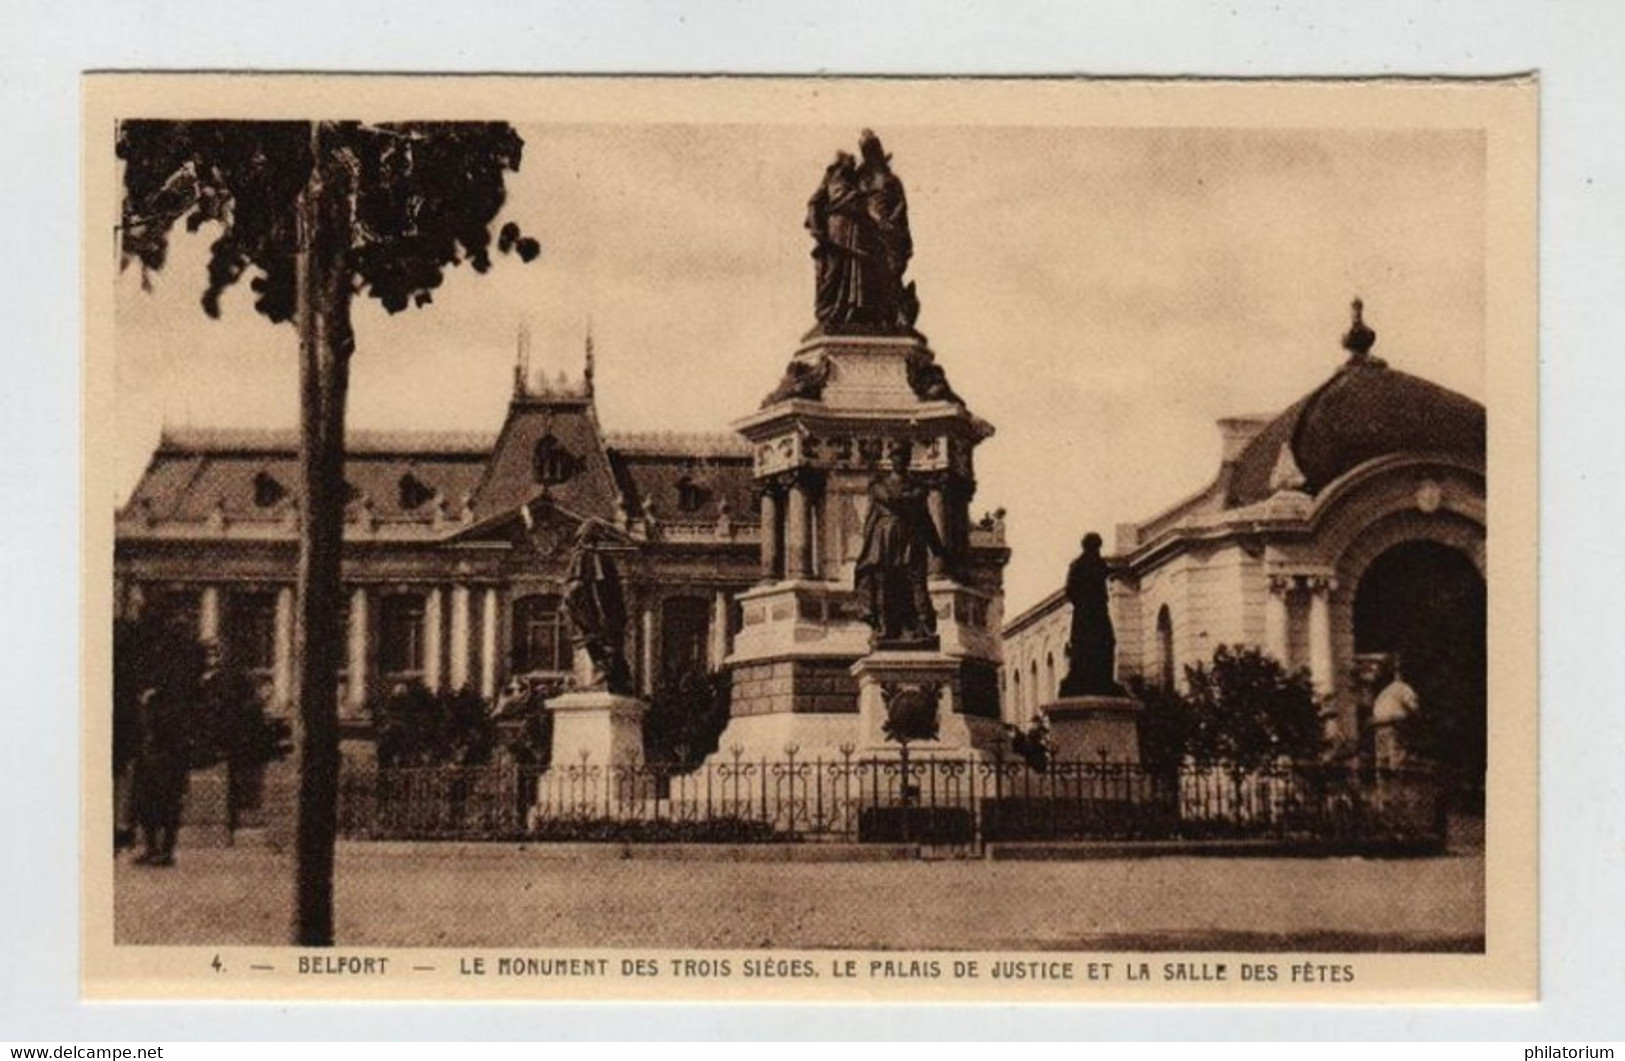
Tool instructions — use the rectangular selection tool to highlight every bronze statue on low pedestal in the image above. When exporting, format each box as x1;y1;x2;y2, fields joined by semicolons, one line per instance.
1060;532;1123;697
563;520;632;695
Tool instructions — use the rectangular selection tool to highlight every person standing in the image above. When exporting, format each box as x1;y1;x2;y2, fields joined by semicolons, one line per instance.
130;685;189;866
196;640;260;835
1373;659;1421;772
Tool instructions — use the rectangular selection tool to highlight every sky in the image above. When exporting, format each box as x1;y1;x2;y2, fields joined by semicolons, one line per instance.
113;121;1486;614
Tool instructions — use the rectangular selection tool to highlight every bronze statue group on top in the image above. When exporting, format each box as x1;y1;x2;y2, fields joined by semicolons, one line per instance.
806;129;919;336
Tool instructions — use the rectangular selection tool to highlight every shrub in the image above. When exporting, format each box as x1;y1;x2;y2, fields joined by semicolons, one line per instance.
371;682;498;767
1125;675;1192;782
1182;644;1325;777
642;667;731;771
1002;714;1056;771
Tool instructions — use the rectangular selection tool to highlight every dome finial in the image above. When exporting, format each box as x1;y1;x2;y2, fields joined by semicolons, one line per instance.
1342;296;1377;360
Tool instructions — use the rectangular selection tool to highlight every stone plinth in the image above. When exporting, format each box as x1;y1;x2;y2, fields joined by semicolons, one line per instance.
1045;694;1143;764
715;327;1005;763
852;649;1003;757
545;689;648;768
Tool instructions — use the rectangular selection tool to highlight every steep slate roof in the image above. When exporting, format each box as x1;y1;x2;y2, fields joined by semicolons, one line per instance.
467;394;625;525
125;416;760;533
605;431;756;527
126;428;493;525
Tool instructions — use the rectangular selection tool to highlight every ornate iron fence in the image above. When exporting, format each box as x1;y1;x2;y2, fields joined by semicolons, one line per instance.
336;750;1445;851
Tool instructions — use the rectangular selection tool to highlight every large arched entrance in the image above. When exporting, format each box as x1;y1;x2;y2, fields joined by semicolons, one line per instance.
1353;540;1487;811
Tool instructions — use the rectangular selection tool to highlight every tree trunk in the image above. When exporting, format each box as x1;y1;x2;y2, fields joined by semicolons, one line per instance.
292;123;355;946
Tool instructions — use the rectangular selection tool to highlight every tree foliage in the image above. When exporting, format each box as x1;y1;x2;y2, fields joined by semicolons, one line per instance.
1124;675;1192;781
113;610;204;775
1182;644;1324;775
371;683;496;769
1002;713;1056;771
642;668;731;771
117;119;542;946
112;611;291;775
117;120;540;324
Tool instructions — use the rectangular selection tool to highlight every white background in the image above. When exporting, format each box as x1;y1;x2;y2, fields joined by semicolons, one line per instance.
2;0;1621;1041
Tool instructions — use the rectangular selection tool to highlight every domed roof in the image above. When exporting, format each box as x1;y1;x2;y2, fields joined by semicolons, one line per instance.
1225;307;1485;509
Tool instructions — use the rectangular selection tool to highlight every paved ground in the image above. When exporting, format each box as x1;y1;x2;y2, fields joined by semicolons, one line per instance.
114;841;1485;952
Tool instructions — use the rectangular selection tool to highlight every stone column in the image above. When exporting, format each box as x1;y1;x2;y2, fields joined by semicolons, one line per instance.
1307;576;1336;696
199;585;221;644
641;603;658;696
709;590;730;669
424;587;444;692
925;479;949;576
273;586;294;712
785;476;812;580
1263;575;1291;665
758;487;782;580
480;587;499;699
449;585;471;691
348;587;369;711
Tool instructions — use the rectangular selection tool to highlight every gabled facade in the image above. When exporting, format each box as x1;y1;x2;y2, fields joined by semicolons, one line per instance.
115;368;762;724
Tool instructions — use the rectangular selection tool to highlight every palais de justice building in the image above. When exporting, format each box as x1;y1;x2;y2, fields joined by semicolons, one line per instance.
115;357;765;723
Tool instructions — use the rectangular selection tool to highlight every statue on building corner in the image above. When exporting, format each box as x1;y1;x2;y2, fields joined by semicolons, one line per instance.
1060;532;1123;697
563;520;632;695
855;442;944;647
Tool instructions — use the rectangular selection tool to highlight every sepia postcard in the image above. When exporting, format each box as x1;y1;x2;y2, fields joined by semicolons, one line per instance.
82;73;1537;1003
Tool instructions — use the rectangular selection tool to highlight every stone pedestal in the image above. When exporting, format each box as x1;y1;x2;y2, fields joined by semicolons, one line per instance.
1045;694;1143;764
545;689;648;768
713;328;1006;763
852;649;1003;757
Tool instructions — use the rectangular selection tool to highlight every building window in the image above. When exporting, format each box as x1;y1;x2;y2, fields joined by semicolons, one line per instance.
398;472;435;511
253;471;287;508
1010;669;1021;719
661;596;712;680
230;591;278;674
532;435;582;486
1028;660;1039;716
674;475;709;514
512;594;570;674
1156;605;1175;690
379;593;427;678
1045;652;1056;700
148;588;201;642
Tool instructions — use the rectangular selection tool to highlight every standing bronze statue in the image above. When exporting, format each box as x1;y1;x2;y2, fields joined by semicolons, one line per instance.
806;130;919;333
563;520;632;694
855;443;944;645
1060;532;1123;696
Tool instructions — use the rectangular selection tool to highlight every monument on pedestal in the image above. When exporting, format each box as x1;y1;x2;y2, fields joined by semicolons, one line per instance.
714;130;1008;761
543;520;648;768
1044;532;1144;764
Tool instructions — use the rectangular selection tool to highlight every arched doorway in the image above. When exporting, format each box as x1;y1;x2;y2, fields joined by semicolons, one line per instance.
1353;540;1486;811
